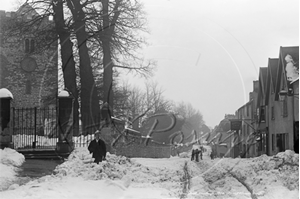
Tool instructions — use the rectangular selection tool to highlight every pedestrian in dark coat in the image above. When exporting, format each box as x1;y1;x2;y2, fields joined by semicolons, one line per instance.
199;149;203;160
195;148;200;162
88;130;107;164
191;149;195;161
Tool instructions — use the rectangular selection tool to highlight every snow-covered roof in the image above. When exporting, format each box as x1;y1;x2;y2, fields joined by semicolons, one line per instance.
290;77;299;84
58;90;70;97
0;88;13;99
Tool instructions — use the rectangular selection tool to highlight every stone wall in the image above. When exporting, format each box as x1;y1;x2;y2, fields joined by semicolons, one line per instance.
0;9;58;108
100;127;172;158
114;144;171;158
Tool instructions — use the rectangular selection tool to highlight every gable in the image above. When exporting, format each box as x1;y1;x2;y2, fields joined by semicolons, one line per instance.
265;58;279;105
257;67;267;107
269;58;279;91
275;46;299;101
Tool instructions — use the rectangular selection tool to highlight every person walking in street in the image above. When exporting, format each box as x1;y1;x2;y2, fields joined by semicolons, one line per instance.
199;148;203;160
191;149;195;161
88;130;107;164
195;148;199;162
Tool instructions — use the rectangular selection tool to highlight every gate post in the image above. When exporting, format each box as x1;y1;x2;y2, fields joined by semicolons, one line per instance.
0;88;13;149
56;89;74;153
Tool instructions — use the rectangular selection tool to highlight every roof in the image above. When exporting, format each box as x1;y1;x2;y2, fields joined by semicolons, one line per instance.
237;99;253;112
257;67;268;108
265;58;279;105
17;3;39;17
275;46;299;101
260;67;268;95
269;58;279;91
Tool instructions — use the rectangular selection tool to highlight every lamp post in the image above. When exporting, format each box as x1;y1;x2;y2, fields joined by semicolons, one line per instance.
279;89;299;101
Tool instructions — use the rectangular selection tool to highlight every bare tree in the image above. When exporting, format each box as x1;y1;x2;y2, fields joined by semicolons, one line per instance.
65;0;100;132
84;0;155;113
173;101;204;133
11;0;154;133
52;0;80;135
115;81;172;129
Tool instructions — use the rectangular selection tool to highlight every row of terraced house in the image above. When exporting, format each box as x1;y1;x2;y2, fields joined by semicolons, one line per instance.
213;46;299;158
238;46;299;157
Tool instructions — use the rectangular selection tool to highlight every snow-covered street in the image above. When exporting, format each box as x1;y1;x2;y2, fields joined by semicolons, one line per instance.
0;147;298;199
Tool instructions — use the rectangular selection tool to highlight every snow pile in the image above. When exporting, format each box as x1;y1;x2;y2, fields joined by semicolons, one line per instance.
130;157;187;197
0;148;187;199
54;147;137;180
0;148;25;191
54;148;187;198
189;150;299;199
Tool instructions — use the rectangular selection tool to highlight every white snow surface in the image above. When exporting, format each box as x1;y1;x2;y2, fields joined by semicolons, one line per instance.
0;148;25;191
187;150;299;199
0;147;298;199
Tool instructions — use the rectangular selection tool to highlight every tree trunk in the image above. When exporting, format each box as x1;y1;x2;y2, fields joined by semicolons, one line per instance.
66;0;100;134
52;0;79;136
101;0;114;114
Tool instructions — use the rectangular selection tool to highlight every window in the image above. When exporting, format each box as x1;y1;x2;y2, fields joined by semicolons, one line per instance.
271;106;275;120
30;39;35;53
258;134;263;151
246;105;250;117
276;133;287;152
24;38;35;53
26;80;31;94
260;106;265;122
25;39;30;53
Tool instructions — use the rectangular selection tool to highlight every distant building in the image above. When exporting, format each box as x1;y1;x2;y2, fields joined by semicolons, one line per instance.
211;114;236;158
0;3;58;108
257;68;268;156
235;80;259;158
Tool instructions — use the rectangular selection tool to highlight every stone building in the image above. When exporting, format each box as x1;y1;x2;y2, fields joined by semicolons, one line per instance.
0;3;58;108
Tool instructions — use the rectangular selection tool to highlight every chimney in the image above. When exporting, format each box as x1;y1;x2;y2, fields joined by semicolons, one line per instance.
253;80;259;92
249;92;253;101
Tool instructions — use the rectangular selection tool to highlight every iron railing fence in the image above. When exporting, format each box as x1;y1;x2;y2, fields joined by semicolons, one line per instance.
11;107;58;149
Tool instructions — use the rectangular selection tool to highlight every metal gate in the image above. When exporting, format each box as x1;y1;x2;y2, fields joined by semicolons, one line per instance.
11;107;59;149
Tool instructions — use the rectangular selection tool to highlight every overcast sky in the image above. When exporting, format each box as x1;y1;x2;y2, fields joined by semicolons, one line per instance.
122;0;299;128
1;0;299;128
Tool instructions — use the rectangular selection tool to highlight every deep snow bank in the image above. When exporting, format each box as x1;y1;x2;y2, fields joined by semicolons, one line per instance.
188;150;299;199
54;147;187;198
0;148;25;191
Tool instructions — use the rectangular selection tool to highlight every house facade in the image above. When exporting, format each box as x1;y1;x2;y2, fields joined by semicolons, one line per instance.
292;79;299;153
235;80;259;158
265;58;282;155
272;46;299;154
254;46;298;156
257;68;268;156
217;46;299;158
